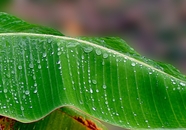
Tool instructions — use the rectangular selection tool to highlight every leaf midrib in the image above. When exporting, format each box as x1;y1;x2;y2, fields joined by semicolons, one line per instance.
0;32;185;84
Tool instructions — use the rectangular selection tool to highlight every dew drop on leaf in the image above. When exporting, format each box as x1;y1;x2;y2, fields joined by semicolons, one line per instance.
21;106;24;111
38;65;41;69
92;107;96;111
57;52;61;56
172;82;176;85
90;88;93;93
66;42;79;47
3;89;7;93
103;53;108;58
43;52;47;57
25;90;30;95
103;85;107;89
18;65;22;70
34;83;37;87
29;63;34;69
34;89;37;94
131;63;136;66
180;82;186;86
95;49;101;55
56;61;60;64
83;46;93;53
92;80;97;84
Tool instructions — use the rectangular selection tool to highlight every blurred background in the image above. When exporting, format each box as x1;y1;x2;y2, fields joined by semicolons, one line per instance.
1;0;186;129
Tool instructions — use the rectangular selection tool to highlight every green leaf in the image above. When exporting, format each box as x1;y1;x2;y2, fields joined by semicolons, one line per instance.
0;12;63;36
0;12;186;129
13;107;107;130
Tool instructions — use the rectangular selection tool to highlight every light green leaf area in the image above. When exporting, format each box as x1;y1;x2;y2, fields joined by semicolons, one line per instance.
13;107;107;130
0;12;186;129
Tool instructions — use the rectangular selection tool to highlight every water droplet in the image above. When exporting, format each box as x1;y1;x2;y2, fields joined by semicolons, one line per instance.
18;65;22;70
34;83;37;87
43;52;47;57
96;89;99;93
3;89;7;93
89;88;94;93
66;42;79;47
105;101;108;104
81;55;84;59
56;61;61;64
25;90;30;95
34;89;37;94
92;80;97;84
95;49;101;55
21;106;24;111
29;63;34;68
103;53;108;58
180;82;186;86
38;65;41;69
149;72;152;75
145;120;148;123
92;107;96;111
172;82;176;84
131;63;136;66
103;85;107;89
57;52;61;56
83;46;93;53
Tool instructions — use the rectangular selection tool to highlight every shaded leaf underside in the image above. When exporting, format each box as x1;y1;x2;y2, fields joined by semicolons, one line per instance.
13;107;107;130
0;12;186;129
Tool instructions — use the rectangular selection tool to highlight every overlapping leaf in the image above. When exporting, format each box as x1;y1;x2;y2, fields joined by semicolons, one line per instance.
0;12;186;129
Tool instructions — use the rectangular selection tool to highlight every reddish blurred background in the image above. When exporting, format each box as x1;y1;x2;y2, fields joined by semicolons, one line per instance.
1;0;186;130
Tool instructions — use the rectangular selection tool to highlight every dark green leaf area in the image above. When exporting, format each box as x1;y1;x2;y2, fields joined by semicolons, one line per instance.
0;12;63;36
